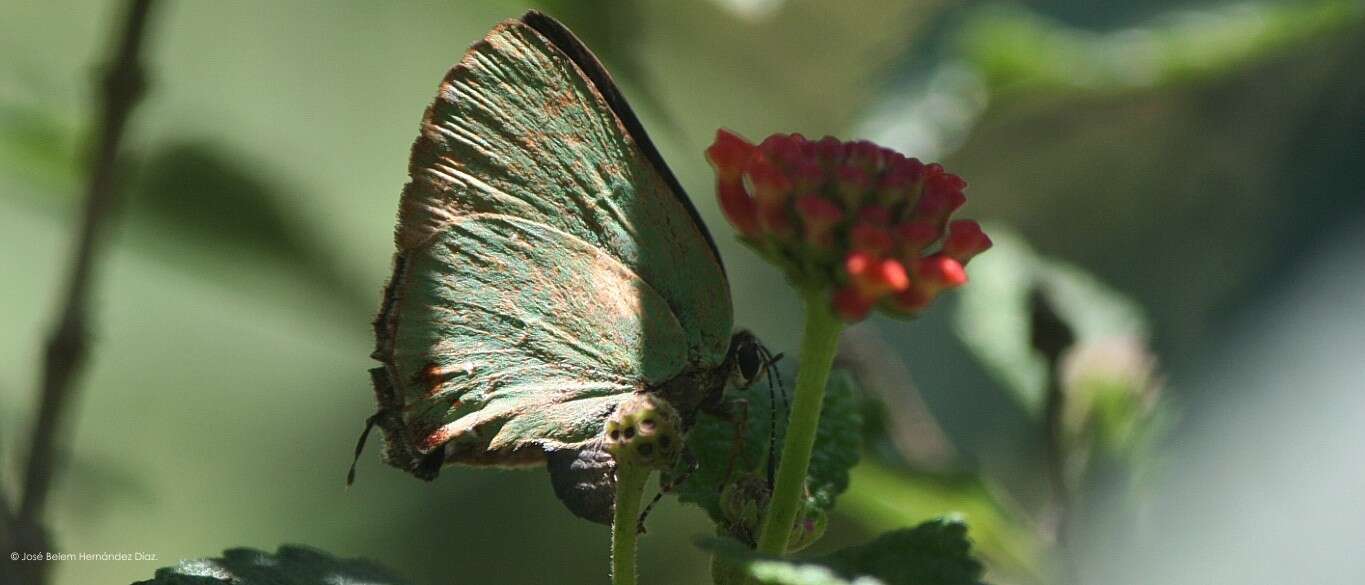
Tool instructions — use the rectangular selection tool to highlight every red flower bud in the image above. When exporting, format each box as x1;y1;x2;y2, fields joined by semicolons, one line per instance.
915;255;968;292
718;181;759;237
876;158;920;206
745;154;792;206
793;159;825;192
886;286;932;315
846;140;884;170
912;182;966;225
759;133;805;168
814;136;845;168
850;222;895;256
706;129;755;183
846;252;911;297
708;130;989;322
845;250;873;278
856;205;891;226
836;164;870;209
796;195;844;247
874;259;912;293
943;220;993;264
894;221;941;256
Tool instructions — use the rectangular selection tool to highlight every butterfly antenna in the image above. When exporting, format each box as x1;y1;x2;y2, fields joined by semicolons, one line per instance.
760;348;789;488
347;411;382;487
765;357;778;487
768;350;789;419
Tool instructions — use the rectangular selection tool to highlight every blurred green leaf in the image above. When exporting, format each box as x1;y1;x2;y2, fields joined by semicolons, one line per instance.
0;98;80;202
946;17;1365;361
958;0;1363;94
953;225;1148;418
133;545;409;585
806;370;861;510
861;1;1365;166
839;462;1045;584
122;142;372;314
701;519;987;585
677;366;862;523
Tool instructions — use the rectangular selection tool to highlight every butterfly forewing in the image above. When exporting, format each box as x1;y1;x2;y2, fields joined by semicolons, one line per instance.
373;13;732;474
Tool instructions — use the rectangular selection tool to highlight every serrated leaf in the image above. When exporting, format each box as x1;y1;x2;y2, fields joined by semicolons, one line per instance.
953;225;1148;417
700;519;987;585
133;545;410;585
676;365;862;522
819;520;986;585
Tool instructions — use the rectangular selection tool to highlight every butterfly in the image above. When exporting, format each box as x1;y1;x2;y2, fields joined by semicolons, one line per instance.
358;10;772;524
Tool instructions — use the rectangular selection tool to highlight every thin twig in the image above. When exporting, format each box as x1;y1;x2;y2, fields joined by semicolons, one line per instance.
1041;359;1070;542
0;481;12;531
1;401;13;528
5;0;157;573
1029;288;1077;582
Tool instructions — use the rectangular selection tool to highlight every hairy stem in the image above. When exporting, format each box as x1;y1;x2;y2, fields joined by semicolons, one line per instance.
3;3;157;582
755;288;844;556
612;464;649;585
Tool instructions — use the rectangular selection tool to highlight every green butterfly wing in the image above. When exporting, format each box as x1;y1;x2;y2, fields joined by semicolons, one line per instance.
370;12;731;491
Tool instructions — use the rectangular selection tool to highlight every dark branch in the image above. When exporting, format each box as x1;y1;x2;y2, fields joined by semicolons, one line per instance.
0;483;12;531
1029;287;1078;583
5;0;158;575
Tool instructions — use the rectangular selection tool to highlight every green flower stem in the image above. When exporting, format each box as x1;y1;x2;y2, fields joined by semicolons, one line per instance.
755;288;845;555
611;463;650;585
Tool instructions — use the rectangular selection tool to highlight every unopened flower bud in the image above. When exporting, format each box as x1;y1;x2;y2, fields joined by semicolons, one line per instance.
707;129;989;323
943;220;993;264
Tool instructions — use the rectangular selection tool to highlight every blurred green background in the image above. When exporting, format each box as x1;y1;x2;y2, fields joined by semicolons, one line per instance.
2;1;1363;584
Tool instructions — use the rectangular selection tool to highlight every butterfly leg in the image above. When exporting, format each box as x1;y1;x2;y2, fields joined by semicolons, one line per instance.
346;411;383;486
636;448;699;534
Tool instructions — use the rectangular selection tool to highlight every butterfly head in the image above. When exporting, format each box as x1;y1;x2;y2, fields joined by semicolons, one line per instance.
728;330;783;390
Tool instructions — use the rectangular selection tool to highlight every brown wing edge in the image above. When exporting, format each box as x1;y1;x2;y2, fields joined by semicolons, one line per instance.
520;10;727;280
367;253;443;478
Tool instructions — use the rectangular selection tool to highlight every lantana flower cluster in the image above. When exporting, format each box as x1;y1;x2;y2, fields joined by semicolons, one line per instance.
706;129;992;322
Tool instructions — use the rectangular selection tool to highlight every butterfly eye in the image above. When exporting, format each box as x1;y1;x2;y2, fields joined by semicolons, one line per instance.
737;342;765;385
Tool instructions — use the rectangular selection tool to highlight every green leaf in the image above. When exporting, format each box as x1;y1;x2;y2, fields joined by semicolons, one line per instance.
133;545;410;585
956;1;1361;94
700;519;987;585
807;369;861;510
838;462;1046;584
953;225;1148;417
676;366;862;523
818;520;986;585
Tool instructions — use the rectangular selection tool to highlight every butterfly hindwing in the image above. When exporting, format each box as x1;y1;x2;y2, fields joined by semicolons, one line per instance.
393;214;688;458
372;11;732;487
